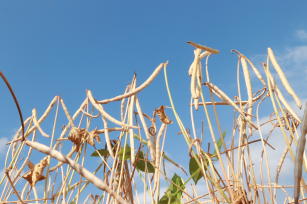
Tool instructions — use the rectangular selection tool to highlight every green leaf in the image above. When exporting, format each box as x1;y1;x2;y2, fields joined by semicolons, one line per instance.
189;156;203;184
158;174;185;204
213;131;226;155
91;145;131;160
91;149;110;157
189;155;209;184
118;145;131;160
135;151;155;173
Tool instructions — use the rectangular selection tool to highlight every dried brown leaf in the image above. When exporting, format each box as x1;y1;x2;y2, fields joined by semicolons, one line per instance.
68;127;100;150
154;106;173;125
22;157;49;186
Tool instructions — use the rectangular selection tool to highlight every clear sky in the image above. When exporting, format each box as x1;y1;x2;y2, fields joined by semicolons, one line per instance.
0;0;306;137
1;1;307;201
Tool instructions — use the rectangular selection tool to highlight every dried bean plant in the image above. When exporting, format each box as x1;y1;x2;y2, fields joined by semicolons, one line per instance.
0;42;306;204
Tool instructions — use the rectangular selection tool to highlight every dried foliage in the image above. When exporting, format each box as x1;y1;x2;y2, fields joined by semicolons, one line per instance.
22;157;49;186
0;44;306;204
68;127;100;151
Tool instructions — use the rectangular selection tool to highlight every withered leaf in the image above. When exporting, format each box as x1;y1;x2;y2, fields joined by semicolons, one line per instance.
68;127;100;150
22;157;49;186
154;106;173;124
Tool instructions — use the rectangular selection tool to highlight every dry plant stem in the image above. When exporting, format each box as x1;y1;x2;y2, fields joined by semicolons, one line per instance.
49;95;60;149
56;165;68;204
271;77;300;122
128;75;137;164
2;117;31;184
81;109;100;118
76;147;87;203
121;86;129;121
202;153;229;202
164;66;215;200
267;48;302;108
156;126;168;201
236;56;246;165
204;53;211;82
9;130;37;191
272;97;298;184
154;123;167;195
260;65;279;203
4;47;304;203
135;97;155;160
48;147;76;172
5;198;53;203
237;56;259;200
205;53;235;180
57;127;127;141
97;62;167;104
25;140;128;204
9;96;59;143
60;98;75;128
58;98;88;140
294;102;307;204
96;127;127;134
251;184;307;189
0;72;25;140
240;57;253;131
204;82;258;129
87;90;137;128
197;83;232;202
106;133;128;203
107;102;131;203
263;63;296;160
163;65;191;144
5;169;25;204
275;136;293;183
220;138;275;155
101;117;115;159
196;87;266;106
32;109;50;137
231;49;266;86
32;186;39;204
207;59;235;176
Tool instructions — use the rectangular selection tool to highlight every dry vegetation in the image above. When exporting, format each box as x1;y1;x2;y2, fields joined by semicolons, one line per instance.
0;42;306;203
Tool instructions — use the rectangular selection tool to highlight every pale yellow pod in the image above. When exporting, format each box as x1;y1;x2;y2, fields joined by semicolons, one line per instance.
200;51;210;59
232;49;266;86
188;61;195;76
240;57;253;122
87;90;137;128
195;62;202;98
190;69;197;99
244;57;266;86
264;64;301;122
205;82;258;129
194;98;199;110
128;76;137;164
190;49;201;99
97;62;166;104
187;41;220;54
188;49;200;75
268;48;302;108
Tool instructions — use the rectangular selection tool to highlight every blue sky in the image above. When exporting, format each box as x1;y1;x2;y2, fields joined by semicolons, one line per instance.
0;1;306;140
1;1;307;202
